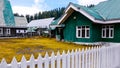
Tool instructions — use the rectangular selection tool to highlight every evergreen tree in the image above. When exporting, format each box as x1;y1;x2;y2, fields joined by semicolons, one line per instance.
16;7;65;22
25;15;30;23
34;13;38;20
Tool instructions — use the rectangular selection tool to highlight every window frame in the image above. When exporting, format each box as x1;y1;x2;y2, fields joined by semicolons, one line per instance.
102;25;114;38
6;28;11;35
0;28;3;35
76;26;90;38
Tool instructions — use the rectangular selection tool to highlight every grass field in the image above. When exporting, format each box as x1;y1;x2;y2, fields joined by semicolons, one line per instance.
0;37;90;63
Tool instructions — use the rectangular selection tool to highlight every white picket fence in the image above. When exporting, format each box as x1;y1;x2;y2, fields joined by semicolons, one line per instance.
0;45;120;68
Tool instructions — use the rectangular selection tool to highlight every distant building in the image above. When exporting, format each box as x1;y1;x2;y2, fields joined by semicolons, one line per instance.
0;0;28;37
14;16;28;37
49;18;64;38
27;18;54;36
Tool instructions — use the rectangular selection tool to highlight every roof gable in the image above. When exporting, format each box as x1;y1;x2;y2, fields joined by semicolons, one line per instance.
58;3;104;24
58;1;120;24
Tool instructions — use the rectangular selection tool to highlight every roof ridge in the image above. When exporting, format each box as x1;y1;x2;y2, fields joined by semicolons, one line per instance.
70;3;105;20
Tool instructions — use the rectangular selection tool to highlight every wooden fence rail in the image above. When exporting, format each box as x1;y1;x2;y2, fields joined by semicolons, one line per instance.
0;45;120;68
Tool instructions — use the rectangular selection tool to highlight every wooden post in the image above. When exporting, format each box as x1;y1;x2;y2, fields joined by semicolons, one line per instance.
29;55;35;68
21;56;27;68
51;52;55;68
57;51;61;68
62;51;66;68
71;50;75;68
37;54;43;68
44;52;49;68
66;50;70;68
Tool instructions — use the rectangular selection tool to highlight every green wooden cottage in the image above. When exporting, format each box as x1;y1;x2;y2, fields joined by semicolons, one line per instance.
54;0;120;44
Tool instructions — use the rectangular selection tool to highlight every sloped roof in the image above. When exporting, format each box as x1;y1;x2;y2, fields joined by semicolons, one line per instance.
15;16;28;27
3;0;15;26
93;0;120;20
50;18;60;25
27;18;54;28
72;3;104;20
58;0;120;24
0;0;5;26
72;0;120;20
49;19;60;30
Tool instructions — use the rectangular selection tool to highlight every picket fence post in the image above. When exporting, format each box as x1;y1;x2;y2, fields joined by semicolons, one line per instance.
37;54;43;68
66;50;70;68
11;57;18;68
0;59;7;68
44;52;49;68
62;51;66;68
82;48;85;68
29;54;35;68
78;49;82;68
75;49;79;68
56;51;61;68
71;50;75;68
51;52;55;68
21;56;27;68
88;47;91;68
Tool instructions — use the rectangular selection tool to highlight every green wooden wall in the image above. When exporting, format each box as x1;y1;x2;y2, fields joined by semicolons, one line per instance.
63;11;96;42
59;11;120;43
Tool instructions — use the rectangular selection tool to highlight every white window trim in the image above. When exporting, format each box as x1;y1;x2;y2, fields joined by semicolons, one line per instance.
0;28;3;35
76;26;90;38
85;27;90;38
16;30;20;33
76;26;82;38
6;28;11;35
102;25;114;38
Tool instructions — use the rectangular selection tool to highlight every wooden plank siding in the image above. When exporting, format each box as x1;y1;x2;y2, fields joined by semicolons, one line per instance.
63;11;94;42
59;11;120;42
0;27;27;37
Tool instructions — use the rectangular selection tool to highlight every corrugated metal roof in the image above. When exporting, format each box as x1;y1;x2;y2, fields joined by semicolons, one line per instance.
71;3;104;20
71;0;120;20
27;18;54;28
15;16;28;27
50;18;60;25
50;18;63;30
94;0;120;20
80;6;104;20
3;0;15;26
0;0;6;26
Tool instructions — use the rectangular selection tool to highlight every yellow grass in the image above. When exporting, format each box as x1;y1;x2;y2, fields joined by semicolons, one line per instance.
0;37;90;63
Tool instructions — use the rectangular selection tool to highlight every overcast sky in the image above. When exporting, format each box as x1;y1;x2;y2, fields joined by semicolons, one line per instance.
10;0;107;15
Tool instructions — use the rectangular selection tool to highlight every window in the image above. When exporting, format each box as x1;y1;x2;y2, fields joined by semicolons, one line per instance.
76;26;90;38
6;28;11;35
0;28;3;34
102;25;114;38
16;30;20;33
20;30;24;33
24;30;27;33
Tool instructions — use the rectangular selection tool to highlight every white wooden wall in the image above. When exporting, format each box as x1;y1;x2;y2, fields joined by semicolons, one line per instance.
0;45;120;68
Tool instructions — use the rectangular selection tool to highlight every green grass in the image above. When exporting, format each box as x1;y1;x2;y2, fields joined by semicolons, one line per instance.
0;37;90;63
